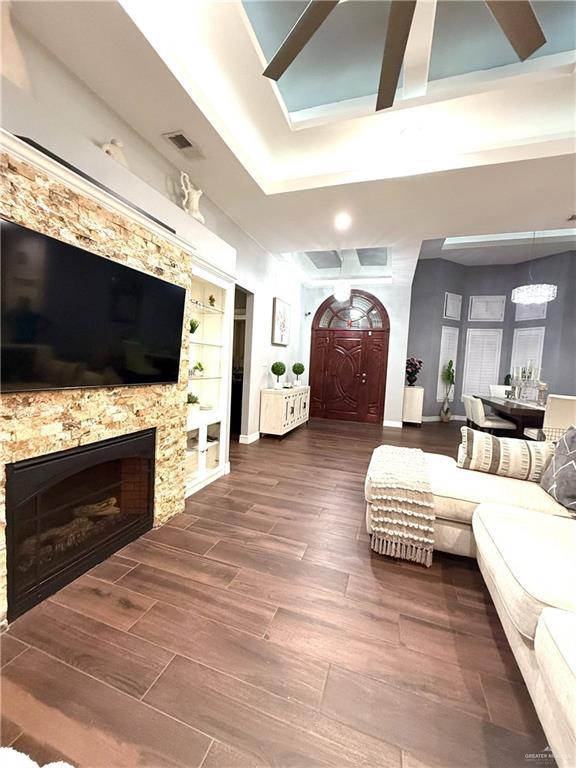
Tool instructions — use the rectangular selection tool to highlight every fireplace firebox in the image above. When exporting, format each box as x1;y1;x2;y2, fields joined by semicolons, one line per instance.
6;429;155;620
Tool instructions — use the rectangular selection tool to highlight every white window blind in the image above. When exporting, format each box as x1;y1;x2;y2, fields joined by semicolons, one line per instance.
515;303;547;321
510;327;545;372
462;329;503;398
437;326;459;402
468;295;506;322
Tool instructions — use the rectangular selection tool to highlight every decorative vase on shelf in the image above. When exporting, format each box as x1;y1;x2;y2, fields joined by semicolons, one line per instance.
406;375;418;387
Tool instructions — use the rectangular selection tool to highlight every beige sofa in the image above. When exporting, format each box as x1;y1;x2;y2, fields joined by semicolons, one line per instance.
365;452;576;767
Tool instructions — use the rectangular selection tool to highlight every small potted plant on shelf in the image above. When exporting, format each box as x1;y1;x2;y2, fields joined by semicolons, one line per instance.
292;362;305;386
271;361;286;389
192;361;205;377
187;393;200;412
190;318;200;334
405;357;423;386
439;359;455;422
208;294;216;308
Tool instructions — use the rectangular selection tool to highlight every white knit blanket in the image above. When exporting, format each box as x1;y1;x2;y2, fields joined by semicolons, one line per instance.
366;445;435;567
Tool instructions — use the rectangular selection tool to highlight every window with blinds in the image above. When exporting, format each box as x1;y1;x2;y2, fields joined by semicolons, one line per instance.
461;328;503;398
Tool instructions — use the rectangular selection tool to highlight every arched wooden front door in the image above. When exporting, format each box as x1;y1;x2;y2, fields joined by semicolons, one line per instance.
309;290;390;423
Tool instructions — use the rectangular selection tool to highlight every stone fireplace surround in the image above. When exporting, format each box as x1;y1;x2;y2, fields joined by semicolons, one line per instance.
0;148;193;624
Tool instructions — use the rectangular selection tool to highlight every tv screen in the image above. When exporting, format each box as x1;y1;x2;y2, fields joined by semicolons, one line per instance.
1;219;186;392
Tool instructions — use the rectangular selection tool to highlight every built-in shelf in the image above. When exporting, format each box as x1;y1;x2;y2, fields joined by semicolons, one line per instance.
189;375;222;381
189;340;223;348
190;302;224;315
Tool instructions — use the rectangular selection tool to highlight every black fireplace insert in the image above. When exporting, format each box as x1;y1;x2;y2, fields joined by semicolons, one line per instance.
6;429;155;620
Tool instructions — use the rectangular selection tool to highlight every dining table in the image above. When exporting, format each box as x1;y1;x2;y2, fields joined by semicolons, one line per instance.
478;396;545;437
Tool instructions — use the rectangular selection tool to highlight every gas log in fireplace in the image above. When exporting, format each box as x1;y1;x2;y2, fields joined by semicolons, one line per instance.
6;429;155;620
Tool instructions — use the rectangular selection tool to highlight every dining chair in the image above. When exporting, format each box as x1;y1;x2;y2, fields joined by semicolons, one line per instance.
462;395;475;428
469;396;516;433
489;385;511;399
524;395;576;441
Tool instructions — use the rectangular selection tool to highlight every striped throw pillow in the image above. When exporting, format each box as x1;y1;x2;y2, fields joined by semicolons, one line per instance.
457;427;555;482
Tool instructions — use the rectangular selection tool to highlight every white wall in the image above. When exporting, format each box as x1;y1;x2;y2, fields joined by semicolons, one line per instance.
1;10;304;443
301;284;412;426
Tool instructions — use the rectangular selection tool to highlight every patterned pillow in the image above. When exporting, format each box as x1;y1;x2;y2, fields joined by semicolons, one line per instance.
457;427;555;482
540;426;576;514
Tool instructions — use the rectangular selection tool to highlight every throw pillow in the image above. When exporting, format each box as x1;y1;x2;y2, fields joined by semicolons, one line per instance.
457;427;555;482
540;425;576;514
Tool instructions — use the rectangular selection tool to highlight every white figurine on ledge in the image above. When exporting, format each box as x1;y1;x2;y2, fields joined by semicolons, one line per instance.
101;138;128;167
180;171;205;224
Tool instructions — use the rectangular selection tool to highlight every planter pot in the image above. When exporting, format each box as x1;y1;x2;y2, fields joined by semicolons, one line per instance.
439;397;452;422
188;404;200;413
274;381;282;390
406;376;418;387
193;371;204;378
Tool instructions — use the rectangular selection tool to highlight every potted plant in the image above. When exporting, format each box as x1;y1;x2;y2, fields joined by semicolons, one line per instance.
189;318;200;334
405;357;423;386
192;361;205;377
208;294;216;308
292;362;305;385
271;361;286;389
187;393;200;412
440;359;455;422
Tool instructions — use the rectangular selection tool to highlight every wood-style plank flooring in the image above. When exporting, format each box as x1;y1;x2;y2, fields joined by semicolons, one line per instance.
1;419;549;767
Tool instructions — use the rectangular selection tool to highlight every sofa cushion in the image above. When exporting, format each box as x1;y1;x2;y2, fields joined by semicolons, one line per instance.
472;504;576;640
540;426;576;514
535;608;576;737
458;427;555;482
424;452;569;524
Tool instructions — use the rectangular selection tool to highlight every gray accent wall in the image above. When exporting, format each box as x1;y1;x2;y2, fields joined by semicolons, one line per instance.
408;252;576;417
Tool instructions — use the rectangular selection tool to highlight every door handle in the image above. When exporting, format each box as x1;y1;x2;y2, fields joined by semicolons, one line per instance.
361;372;367;384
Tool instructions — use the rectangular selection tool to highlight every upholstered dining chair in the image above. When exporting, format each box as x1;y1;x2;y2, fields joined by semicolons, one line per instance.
489;385;511;398
462;395;475;428
469;396;516;434
524;394;576;441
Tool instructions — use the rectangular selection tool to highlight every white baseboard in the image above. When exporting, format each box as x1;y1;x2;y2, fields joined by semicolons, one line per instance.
383;420;403;428
422;415;467;423
224;461;231;475
239;432;260;444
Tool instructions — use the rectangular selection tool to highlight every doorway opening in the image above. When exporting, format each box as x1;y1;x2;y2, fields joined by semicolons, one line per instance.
230;285;252;439
309;290;390;423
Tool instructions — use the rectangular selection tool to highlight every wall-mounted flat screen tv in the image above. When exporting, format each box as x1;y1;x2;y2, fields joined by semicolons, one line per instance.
1;219;186;392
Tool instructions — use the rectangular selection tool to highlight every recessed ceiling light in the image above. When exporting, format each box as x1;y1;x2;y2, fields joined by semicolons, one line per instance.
334;212;352;231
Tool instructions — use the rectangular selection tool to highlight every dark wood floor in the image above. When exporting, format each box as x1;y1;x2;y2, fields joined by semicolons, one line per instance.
1;419;548;767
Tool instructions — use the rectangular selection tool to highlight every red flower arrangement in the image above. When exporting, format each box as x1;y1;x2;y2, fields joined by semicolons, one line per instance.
406;357;423;386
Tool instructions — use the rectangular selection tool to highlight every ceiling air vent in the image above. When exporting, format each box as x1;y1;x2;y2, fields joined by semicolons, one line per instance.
162;131;204;160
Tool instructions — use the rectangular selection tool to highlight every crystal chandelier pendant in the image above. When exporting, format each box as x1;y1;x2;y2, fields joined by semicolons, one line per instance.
511;284;558;305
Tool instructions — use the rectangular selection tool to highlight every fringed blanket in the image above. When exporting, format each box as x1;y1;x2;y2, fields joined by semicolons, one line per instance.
366;445;435;567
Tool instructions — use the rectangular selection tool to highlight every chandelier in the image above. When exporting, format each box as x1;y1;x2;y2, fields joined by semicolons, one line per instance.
511;232;557;305
511;283;557;305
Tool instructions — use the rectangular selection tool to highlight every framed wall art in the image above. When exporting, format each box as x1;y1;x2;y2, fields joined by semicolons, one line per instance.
272;297;290;346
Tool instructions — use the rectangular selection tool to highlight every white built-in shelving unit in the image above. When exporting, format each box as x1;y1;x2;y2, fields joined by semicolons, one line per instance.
185;265;234;497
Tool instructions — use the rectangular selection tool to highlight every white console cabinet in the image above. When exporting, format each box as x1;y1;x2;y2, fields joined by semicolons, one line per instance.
260;387;310;436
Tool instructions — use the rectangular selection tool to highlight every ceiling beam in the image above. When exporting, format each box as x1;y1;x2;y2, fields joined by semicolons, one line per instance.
401;0;438;100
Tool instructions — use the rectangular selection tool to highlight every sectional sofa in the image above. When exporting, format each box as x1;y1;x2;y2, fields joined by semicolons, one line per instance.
365;445;575;767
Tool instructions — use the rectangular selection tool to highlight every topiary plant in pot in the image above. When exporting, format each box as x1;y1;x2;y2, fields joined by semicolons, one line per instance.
292;362;305;385
271;361;286;389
